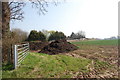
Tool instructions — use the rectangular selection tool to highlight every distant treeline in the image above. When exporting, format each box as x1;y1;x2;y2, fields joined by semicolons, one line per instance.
27;30;86;41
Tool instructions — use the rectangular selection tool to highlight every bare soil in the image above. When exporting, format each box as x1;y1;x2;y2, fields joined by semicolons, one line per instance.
29;41;49;51
64;44;118;78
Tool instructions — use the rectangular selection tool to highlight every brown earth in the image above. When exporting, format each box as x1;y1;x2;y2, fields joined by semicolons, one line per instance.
39;39;78;55
63;44;118;78
29;41;49;51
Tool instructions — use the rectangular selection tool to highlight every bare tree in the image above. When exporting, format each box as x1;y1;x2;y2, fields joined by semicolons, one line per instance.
9;2;25;21
11;28;28;42
69;31;86;39
76;31;86;39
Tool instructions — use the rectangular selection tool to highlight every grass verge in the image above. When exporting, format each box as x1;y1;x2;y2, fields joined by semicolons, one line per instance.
2;52;91;78
2;52;110;78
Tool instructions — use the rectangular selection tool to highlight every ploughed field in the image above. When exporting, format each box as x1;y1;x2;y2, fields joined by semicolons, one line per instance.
68;39;118;78
2;39;118;78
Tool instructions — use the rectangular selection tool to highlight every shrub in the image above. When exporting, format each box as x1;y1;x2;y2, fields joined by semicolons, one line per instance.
27;30;46;41
48;31;66;41
27;30;39;41
38;31;46;41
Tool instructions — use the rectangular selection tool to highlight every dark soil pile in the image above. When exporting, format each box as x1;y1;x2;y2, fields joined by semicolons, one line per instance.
39;39;78;55
29;41;49;50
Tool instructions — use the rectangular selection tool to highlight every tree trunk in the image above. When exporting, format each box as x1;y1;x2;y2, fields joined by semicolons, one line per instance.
2;2;10;38
2;2;11;63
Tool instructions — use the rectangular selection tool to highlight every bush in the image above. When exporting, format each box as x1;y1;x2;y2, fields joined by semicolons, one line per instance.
27;30;38;41
38;31;46;41
27;30;46;41
48;31;66;41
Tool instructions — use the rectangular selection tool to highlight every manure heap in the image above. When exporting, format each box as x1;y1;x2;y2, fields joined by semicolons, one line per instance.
39;39;78;55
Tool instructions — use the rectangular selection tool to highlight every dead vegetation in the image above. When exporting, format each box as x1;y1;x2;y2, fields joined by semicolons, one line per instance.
64;44;118;78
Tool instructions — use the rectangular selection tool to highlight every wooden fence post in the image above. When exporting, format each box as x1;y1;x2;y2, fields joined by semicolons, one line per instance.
28;43;29;53
14;45;18;69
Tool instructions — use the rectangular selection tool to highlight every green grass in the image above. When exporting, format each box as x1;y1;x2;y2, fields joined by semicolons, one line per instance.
71;39;118;46
2;52;91;78
94;60;109;69
119;39;120;45
2;52;109;78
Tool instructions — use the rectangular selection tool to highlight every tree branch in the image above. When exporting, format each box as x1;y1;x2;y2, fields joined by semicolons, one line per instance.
8;0;59;21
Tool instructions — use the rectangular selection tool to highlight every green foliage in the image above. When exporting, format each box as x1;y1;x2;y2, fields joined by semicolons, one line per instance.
2;63;14;70
71;39;118;45
27;30;66;41
38;31;46;41
48;31;66;41
27;30;46;41
27;30;38;41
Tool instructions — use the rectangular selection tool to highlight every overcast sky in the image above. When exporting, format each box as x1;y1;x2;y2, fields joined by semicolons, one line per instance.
10;0;119;39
